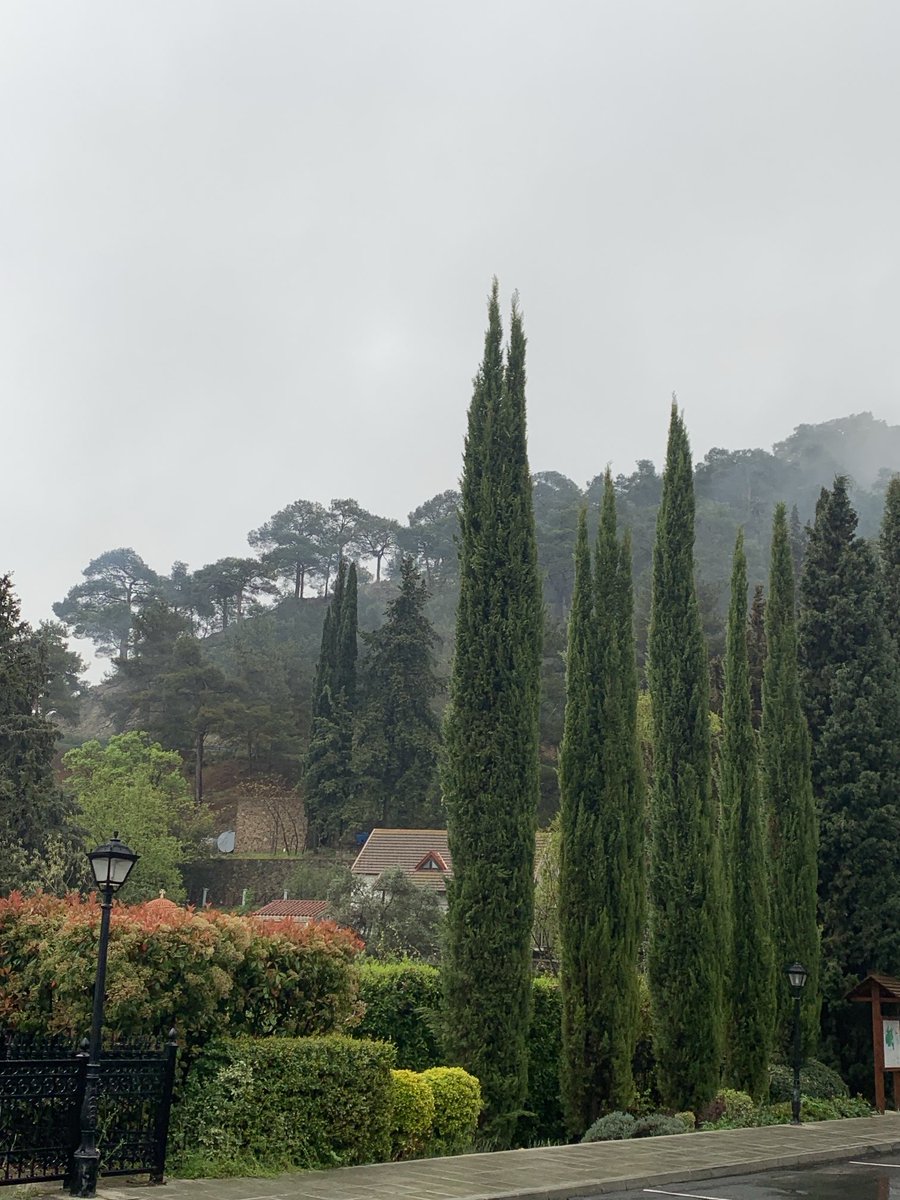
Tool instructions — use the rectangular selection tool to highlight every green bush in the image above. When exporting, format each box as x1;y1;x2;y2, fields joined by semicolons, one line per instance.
768;1058;849;1103
674;1110;696;1130
0;893;362;1060
421;1067;482;1154
356;961;443;1070
631;1114;688;1137
353;963;566;1145
582;1111;636;1142
521;975;565;1143
389;1069;436;1160
717;1089;755;1123
172;1035;395;1175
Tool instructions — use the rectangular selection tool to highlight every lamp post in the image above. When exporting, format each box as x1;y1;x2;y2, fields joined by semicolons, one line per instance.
785;960;809;1126
71;834;139;1198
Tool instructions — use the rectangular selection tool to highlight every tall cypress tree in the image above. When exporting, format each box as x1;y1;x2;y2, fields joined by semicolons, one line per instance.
558;510;598;1132
881;477;900;656
798;477;859;791
761;504;819;1056
722;531;775;1100
306;561;356;847
747;584;766;730
443;284;542;1146
647;404;723;1112
559;476;645;1132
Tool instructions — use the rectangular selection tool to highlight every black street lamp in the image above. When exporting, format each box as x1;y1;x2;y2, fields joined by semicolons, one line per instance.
785;960;809;1126
71;834;139;1198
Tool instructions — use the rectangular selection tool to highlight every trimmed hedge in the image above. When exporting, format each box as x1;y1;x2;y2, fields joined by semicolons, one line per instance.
421;1067;483;1154
389;1070;436;1159
357;961;443;1070
354;962;564;1144
172;1035;395;1175
0;893;362;1055
520;976;565;1143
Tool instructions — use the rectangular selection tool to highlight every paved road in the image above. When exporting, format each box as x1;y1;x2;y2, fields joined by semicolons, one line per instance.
594;1153;900;1199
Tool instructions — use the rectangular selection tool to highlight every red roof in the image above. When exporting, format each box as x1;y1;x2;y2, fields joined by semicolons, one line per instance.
254;900;328;920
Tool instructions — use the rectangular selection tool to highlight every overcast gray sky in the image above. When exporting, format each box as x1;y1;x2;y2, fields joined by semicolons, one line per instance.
3;0;900;674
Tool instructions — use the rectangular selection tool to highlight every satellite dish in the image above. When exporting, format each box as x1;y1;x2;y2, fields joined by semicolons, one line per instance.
216;831;236;854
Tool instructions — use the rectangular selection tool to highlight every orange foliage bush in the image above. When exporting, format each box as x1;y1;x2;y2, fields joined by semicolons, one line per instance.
0;892;362;1054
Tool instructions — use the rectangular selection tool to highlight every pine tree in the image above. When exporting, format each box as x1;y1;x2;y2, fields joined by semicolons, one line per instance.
559;477;644;1132
761;504;819;1056
306;561;356;847
647;404;724;1112
354;556;441;827
881;477;900;656
818;534;900;984
0;575;74;889
442;284;543;1146
722;532;775;1100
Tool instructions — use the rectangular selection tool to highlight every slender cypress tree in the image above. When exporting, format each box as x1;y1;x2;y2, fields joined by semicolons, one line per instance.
722;531;775;1100
558;510;599;1131
647;404;723;1112
306;561;356;847
761;504;819;1056
747;584;766;730
798;477;859;790
558;475;644;1129
881;477;900;656
442;284;542;1146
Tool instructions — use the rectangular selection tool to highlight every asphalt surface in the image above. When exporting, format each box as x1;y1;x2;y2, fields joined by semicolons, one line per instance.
594;1153;900;1199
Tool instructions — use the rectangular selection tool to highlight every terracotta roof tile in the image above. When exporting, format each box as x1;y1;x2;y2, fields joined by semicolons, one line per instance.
254;900;329;919
351;829;452;889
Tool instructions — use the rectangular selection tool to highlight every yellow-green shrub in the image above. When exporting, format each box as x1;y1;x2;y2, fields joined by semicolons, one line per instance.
422;1066;482;1154
389;1069;436;1159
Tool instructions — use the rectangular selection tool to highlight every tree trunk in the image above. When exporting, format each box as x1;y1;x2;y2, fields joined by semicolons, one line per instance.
375;553;383;582
294;565;302;600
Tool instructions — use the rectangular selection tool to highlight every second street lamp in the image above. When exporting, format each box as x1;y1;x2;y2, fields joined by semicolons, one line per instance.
785;960;809;1126
71;834;139;1198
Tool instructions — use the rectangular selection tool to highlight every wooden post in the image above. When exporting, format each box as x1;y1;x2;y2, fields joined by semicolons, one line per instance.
873;982;886;1113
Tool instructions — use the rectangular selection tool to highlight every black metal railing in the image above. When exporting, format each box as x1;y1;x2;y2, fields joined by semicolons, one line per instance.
0;1030;176;1191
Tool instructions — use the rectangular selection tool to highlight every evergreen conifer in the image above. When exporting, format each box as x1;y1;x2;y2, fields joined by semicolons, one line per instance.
880;477;900;655
442;284;542;1146
354;556;441;827
761;504;819;1055
722;532;775;1099
647;404;724;1112
559;475;644;1132
306;561;356;847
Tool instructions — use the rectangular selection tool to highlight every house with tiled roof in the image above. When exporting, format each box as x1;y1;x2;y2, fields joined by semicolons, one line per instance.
351;829;452;896
351;827;552;904
253;899;329;924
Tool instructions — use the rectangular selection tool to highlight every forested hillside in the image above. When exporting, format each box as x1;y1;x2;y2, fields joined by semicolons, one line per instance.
48;410;899;828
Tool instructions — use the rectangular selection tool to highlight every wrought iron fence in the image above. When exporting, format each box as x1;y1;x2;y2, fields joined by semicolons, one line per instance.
0;1030;176;1191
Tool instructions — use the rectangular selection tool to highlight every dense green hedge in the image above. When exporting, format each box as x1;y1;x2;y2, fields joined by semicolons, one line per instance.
356;961;443;1070
354;962;565;1143
422;1067;483;1154
0;893;362;1056
519;976;564;1143
172;1035;395;1175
